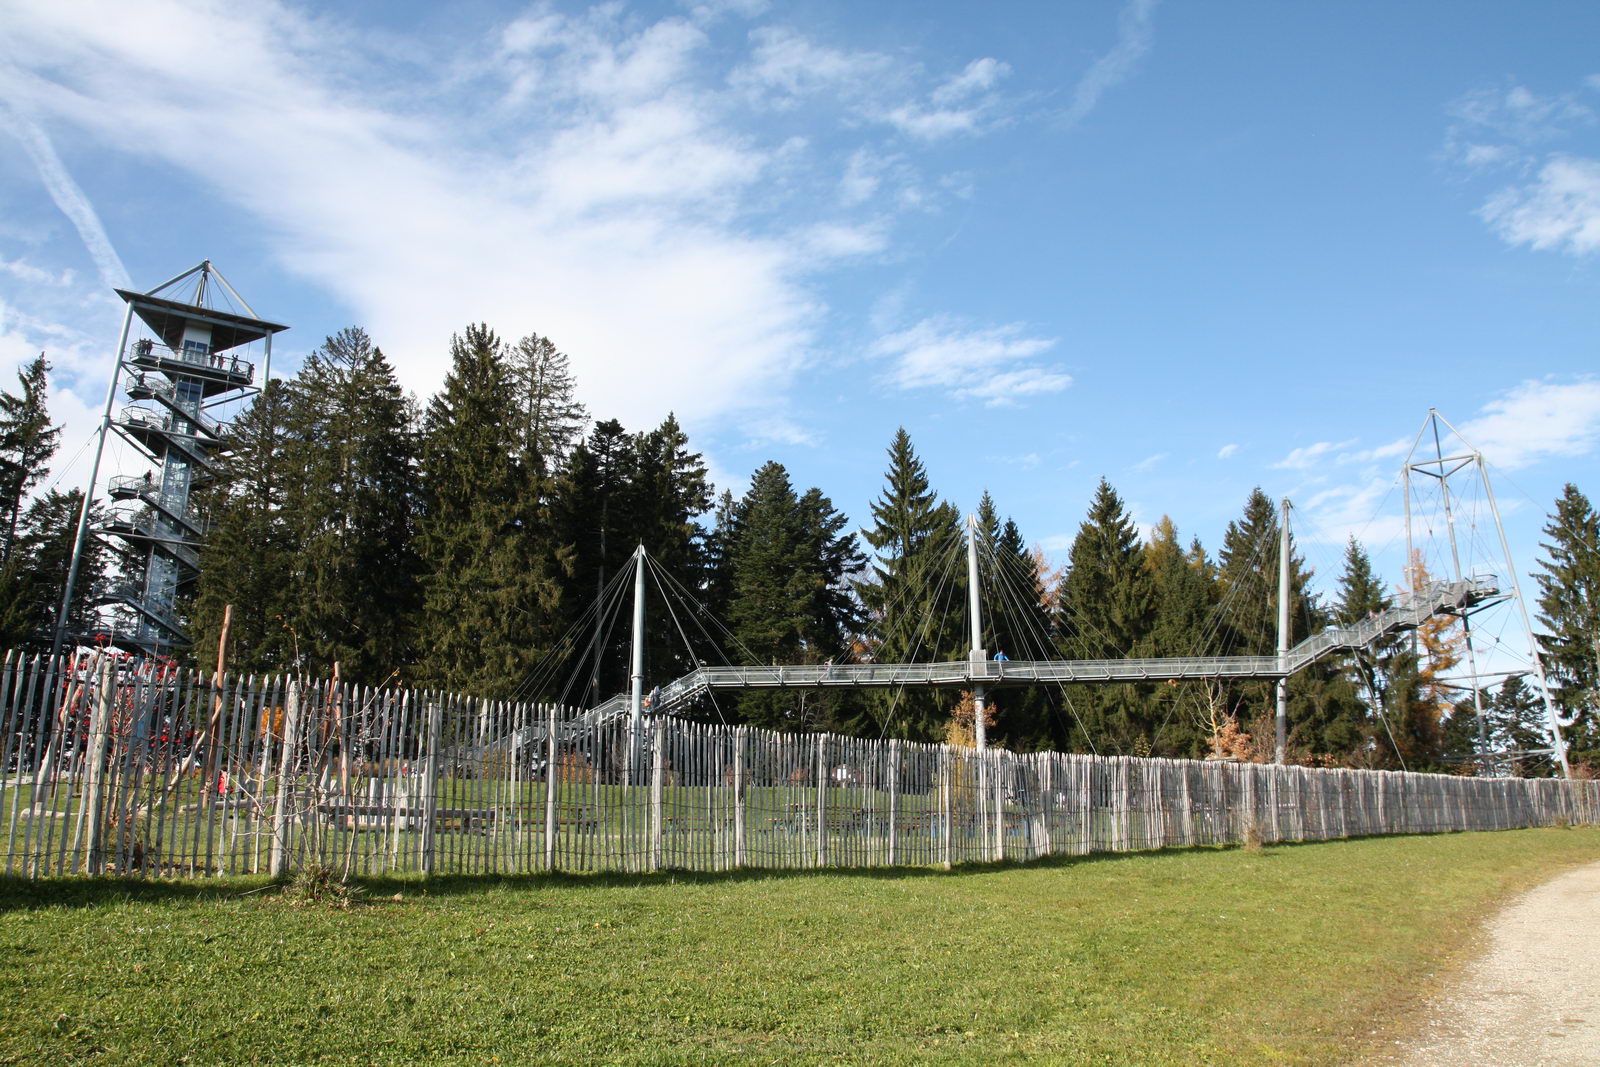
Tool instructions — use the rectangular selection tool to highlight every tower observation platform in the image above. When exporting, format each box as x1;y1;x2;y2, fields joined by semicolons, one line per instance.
96;262;287;653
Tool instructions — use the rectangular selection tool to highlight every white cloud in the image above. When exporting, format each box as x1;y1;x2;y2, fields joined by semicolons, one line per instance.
932;58;1010;106
1457;378;1600;469
0;0;1020;435
1217;443;1239;459
871;316;1066;407
1132;452;1166;472
0;257;74;287
1480;155;1600;256
0;101;130;291
1272;438;1358;470
1060;0;1158;129
1448;83;1593;157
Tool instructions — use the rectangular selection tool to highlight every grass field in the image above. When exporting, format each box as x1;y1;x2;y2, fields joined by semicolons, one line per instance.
1;827;1597;1066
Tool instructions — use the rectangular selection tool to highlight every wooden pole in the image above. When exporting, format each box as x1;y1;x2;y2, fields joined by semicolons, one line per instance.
419;700;441;876
733;727;747;868
650;717;664;870
544;703;559;872
81;656;116;875
269;681;302;879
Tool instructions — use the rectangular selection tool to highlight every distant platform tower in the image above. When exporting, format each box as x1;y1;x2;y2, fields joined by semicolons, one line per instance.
81;261;287;654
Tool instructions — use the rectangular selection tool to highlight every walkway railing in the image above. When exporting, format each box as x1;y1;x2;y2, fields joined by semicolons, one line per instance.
0;648;1590;880
619;577;1498;716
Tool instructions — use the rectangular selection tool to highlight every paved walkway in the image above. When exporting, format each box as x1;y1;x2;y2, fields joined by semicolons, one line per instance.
1382;860;1600;1066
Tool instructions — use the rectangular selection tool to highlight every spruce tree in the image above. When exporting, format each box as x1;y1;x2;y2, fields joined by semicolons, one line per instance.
1054;478;1154;753
726;462;813;727
0;490;110;648
416;324;560;697
1214;488;1328;758
551;419;637;705
192;382;298;672
974;493;1055;749
855;429;963;740
1532;484;1599;765
279;328;421;682
508;333;587;476
0;354;60;564
1144;517;1220;757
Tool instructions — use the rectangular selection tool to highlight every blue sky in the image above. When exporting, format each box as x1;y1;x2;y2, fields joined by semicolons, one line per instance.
1;0;1597;668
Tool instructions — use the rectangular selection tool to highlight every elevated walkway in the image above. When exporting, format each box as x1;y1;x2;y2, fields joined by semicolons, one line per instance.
584;576;1497;722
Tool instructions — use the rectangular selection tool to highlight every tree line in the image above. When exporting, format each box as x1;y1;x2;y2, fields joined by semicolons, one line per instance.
0;329;1595;774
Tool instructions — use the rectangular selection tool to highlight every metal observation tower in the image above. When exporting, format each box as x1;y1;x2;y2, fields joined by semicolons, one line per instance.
57;261;287;656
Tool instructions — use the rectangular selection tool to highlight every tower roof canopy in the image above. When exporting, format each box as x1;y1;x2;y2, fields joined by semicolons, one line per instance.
115;289;289;354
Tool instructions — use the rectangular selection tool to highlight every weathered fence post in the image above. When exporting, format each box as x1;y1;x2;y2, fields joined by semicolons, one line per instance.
418;699;441;877
886;739;900;866
733;727;747;868
650;717;665;871
985;751;998;857
939;744;952;870
269;681;303;879
81;657;116;875
815;732;827;868
544;702;558;872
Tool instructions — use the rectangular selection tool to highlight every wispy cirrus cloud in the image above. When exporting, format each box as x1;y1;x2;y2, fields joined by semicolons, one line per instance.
871;316;1067;407
0;0;1024;439
1480;156;1600;256
1271;438;1358;470
1447;78;1600;257
1059;0;1159;129
1457;378;1600;469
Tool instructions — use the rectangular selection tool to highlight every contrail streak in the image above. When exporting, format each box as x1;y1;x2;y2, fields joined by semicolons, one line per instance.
1062;0;1159;130
0;101;132;291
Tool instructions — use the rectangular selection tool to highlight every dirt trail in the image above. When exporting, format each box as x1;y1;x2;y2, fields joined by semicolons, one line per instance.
1380;859;1600;1066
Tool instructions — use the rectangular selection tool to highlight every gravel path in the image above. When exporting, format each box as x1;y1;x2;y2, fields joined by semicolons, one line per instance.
1381;859;1600;1066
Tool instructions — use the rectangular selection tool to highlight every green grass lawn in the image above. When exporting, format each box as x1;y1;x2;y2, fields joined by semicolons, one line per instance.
1;827;1597;1066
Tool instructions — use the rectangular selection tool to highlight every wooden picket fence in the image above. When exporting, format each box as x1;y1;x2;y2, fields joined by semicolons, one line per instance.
0;651;1594;879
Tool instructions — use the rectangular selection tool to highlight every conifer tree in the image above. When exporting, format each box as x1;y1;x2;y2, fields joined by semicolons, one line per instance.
0;490;110;648
0;354;60;564
1533;483;1599;765
192;382;298;672
726;462;814;727
855;429;963;740
508;333;587;476
551;419;637;704
416;324;560;696
1214;488;1329;758
1144;517;1220;757
974;493;1054;748
279;328;421;682
1054;478;1154;753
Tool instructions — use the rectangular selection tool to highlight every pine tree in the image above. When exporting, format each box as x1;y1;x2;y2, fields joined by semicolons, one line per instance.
974;493;1055;749
1054;478;1154;753
0;354;60;564
1316;537;1396;761
1533;483;1599;766
192;382;298;672
1214;488;1327;759
508;333;587;476
551;419;637;705
1144;517;1220;757
726;462;814;728
416;324;560;696
855;429;964;740
0;490;111;648
279;328;421;682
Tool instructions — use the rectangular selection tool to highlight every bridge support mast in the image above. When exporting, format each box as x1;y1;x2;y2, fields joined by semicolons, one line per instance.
1275;497;1291;765
966;515;987;751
